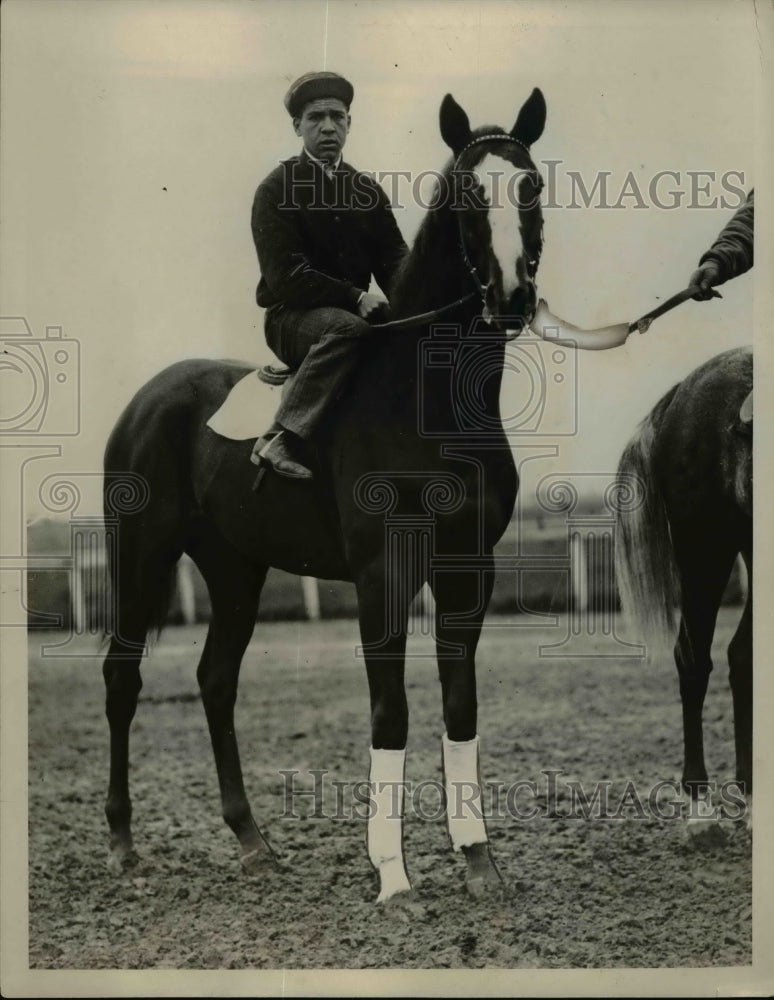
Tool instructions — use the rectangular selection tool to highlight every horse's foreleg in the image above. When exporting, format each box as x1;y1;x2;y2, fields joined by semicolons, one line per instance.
728;551;752;800
191;543;276;874
356;561;417;904
433;557;504;898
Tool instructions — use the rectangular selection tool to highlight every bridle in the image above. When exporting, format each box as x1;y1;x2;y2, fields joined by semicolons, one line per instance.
372;132;538;339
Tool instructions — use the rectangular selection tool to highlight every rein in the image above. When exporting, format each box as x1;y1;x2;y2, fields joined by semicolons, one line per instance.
370;132;534;338
369;292;478;331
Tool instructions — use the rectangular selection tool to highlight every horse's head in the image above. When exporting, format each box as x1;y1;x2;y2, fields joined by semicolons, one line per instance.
439;88;546;333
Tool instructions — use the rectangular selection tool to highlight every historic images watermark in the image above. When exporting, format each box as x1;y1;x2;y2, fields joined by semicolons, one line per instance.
0;317;81;437
350;463;647;660
278;160;747;213
417;318;579;439
276;767;748;824
351;305;648;658
0;315;153;651
1;316;84;632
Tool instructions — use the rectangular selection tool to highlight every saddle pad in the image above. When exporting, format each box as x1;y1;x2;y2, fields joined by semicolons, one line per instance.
206;371;284;441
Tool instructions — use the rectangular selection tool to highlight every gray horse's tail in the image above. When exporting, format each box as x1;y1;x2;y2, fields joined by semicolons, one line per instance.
615;385;680;651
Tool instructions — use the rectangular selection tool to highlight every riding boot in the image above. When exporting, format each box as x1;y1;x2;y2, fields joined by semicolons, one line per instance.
250;422;313;479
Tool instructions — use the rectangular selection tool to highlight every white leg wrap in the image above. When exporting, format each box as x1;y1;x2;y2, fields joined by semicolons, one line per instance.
443;732;488;852
367;747;411;902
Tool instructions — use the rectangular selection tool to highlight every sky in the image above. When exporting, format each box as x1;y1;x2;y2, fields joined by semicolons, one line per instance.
0;0;764;522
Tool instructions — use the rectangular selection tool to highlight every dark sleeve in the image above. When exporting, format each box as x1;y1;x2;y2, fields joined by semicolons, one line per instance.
366;182;410;301
252;174;363;310
698;189;754;282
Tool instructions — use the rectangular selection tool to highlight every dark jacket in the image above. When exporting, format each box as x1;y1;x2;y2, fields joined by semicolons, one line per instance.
252;151;409;311
699;189;754;282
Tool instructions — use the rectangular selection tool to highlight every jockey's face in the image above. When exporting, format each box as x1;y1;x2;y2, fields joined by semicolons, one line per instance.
294;98;350;164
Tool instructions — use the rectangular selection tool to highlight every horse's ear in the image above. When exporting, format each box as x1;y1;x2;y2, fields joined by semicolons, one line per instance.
439;94;472;155
510;87;546;148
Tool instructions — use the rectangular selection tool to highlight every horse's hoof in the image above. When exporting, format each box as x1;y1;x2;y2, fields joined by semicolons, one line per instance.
684;818;729;851
240;844;280;876
375;856;412;903
462;842;508;900
465;866;509;901
377;888;425;920
465;871;508;900
107;846;140;874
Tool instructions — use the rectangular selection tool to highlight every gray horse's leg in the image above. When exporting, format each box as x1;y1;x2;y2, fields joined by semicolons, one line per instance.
728;550;752;802
670;524;738;797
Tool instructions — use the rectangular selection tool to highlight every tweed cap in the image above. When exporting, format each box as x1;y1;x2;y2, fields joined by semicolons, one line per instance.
284;71;354;117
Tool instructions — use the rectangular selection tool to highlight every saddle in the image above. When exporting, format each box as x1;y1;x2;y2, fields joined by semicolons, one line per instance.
257;363;296;386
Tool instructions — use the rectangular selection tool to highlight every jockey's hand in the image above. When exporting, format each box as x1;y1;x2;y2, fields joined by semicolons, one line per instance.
690;261;722;300
357;291;389;321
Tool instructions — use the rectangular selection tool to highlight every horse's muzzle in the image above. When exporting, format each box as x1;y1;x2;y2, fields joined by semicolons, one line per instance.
487;283;536;336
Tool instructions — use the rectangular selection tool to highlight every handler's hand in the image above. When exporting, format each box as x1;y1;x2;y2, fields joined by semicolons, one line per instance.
690;262;722;300
357;291;389;321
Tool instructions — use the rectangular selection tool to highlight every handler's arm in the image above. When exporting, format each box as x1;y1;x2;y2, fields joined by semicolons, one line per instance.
691;190;754;299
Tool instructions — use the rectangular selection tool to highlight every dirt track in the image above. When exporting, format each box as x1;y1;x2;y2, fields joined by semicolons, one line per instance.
28;610;751;969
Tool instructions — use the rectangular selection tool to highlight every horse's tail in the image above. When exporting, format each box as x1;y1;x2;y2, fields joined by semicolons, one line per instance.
615;384;680;653
103;365;196;644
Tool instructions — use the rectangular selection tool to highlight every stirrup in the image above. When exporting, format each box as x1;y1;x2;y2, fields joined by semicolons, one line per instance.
251;431;312;490
250;432;277;491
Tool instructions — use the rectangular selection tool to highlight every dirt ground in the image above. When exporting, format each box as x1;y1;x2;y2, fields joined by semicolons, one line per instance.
27;609;751;970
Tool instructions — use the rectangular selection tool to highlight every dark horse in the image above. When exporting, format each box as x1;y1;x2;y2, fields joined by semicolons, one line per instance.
102;88;547;901
615;347;752;815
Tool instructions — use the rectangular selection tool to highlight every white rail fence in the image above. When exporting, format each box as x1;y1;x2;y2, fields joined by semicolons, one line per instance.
28;513;749;635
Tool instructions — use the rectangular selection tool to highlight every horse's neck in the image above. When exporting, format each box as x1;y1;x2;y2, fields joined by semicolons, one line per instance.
360;307;506;440
375;209;507;432
391;209;464;320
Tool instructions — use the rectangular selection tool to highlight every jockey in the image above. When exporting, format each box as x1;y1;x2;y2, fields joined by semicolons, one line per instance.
689;188;754;432
250;71;409;478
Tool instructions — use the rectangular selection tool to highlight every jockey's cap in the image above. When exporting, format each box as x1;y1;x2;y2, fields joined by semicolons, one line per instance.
284;71;354;118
